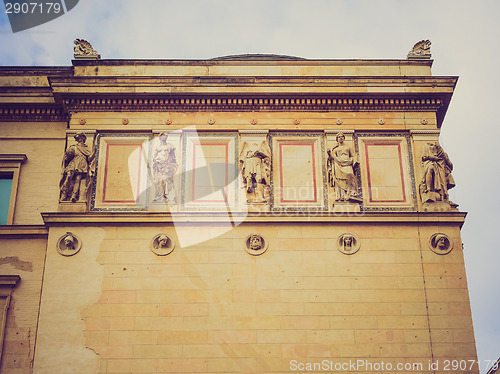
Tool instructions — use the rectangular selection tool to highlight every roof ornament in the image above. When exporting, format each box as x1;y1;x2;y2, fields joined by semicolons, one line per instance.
73;39;101;60
407;40;431;60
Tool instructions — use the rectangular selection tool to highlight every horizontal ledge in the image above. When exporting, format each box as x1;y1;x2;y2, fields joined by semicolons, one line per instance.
0;225;48;237
41;211;467;226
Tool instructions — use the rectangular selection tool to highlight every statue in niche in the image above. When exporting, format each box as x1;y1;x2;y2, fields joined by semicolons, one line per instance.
337;233;360;255
327;132;361;203
244;234;268;256
239;140;271;203
249;234;263;251
151;234;175;256
56;232;82;256
60;132;96;203
419;141;455;204
63;234;76;250
429;233;453;255
152;133;177;203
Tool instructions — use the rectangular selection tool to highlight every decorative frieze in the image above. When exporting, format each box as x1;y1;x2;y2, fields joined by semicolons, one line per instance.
0;106;68;122
61;96;444;113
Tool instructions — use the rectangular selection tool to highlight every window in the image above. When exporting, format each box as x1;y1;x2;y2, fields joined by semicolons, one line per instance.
0;275;20;365
0;155;26;225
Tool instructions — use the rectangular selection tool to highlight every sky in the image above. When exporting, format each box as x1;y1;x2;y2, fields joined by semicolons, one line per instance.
1;0;499;371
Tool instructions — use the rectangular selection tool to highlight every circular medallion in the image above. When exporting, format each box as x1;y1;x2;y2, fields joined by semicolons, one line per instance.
244;234;268;256
429;233;453;255
337;233;360;255
56;232;82;257
151;234;175;256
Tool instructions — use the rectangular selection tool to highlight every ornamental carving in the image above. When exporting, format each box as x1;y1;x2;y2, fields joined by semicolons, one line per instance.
429;233;453;255
419;141;455;207
407;40;431;59
239;140;271;203
57;232;81;256
73;39;101;60
337;233;360;255
151;234;175;256
152;133;178;203
327;132;361;203
59;132;96;203
244;234;268;256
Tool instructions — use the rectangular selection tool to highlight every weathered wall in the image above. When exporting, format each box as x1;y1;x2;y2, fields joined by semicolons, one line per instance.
0;238;46;373
32;227;106;373
31;221;477;373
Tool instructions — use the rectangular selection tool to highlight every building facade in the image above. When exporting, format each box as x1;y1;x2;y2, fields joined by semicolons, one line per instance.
0;40;479;373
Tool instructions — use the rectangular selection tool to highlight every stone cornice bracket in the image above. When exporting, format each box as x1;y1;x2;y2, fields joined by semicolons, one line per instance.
73;39;101;60
0;275;21;287
239;130;269;135
407;40;431;60
324;129;354;135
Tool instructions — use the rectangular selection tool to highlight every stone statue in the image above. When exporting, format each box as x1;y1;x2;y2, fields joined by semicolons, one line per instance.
429;233;453;255
157;234;170;249
151;234;175;256
63;234;76;250
152;133;177;203
56;232;82;256
249;234;263;251
342;234;353;252
407;40;431;59
244;233;268;255
327;133;361;202
73;39;101;60
239;140;271;203
337;232;360;255
419;141;455;204
60;132;96;203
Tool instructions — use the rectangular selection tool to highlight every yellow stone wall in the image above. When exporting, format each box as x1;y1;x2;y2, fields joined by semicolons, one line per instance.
0;238;47;373
29;219;477;373
0;57;477;373
0;122;66;225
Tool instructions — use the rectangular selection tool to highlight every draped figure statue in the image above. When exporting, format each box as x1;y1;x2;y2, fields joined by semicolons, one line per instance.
327;132;360;202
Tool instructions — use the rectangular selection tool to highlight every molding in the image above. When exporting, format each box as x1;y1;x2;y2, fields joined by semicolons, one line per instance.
324;129;355;135
41;211;467;226
66;129;97;136
410;129;441;141
0;225;48;237
0;106;68;122
60;95;445;113
410;129;441;135
0;275;21;288
239;130;269;135
0;154;27;163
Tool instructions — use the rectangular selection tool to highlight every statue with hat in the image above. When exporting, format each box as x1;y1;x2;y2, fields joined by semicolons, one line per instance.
59;132;96;203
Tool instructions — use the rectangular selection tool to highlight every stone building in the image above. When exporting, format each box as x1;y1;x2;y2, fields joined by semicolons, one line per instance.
0;40;479;373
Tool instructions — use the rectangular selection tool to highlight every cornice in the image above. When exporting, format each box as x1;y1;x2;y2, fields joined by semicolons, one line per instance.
0;154;27;163
41;211;467;226
0;225;48;237
61;95;445;113
0;105;68;122
0;275;20;288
